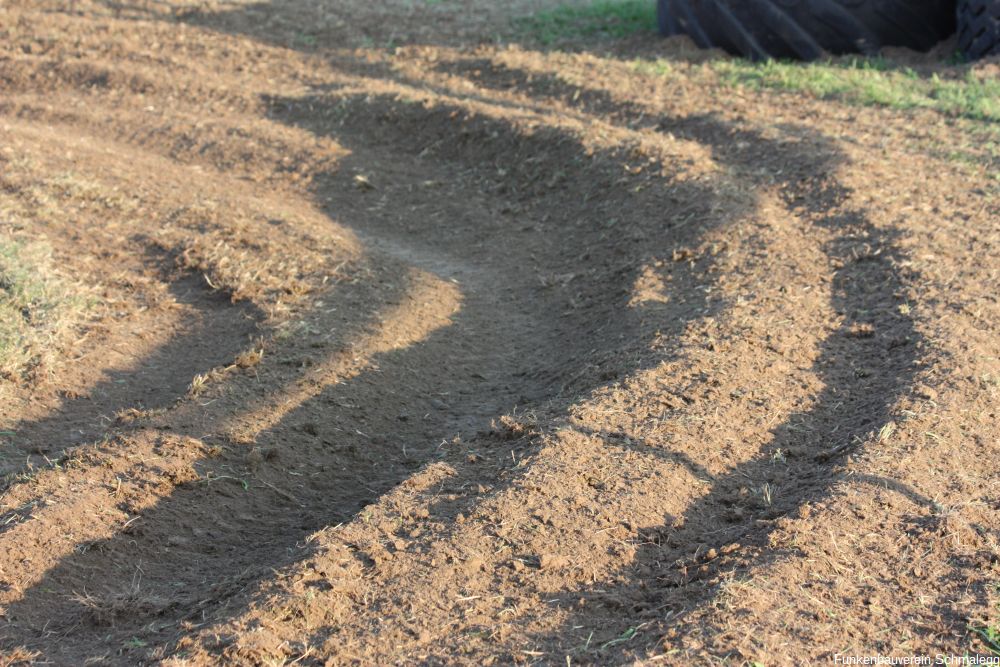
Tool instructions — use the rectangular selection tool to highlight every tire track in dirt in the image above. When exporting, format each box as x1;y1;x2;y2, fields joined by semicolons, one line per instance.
0;52;753;662
159;53;951;663
159;108;748;666
3;2;997;663
0;93;605;662
3;26;817;657
143;67;831;663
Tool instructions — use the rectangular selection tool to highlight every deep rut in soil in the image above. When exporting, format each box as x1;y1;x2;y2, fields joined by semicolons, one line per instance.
0;59;699;655
8;75;913;660
0;98;621;656
2;61;898;657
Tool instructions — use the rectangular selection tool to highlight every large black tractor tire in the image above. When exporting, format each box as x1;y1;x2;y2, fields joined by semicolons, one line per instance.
958;0;1000;59
657;0;956;61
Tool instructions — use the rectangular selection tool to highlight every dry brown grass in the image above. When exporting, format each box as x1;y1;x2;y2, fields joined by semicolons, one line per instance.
0;238;91;382
0;647;42;666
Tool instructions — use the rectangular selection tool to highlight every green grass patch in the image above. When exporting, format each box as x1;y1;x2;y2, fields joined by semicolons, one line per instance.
975;624;1000;656
976;585;1000;657
712;57;1000;122
518;0;655;44
0;240;86;381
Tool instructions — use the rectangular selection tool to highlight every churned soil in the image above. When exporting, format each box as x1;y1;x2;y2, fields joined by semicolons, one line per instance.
0;0;998;665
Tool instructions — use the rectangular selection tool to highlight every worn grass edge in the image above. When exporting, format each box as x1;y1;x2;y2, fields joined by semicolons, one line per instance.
714;57;1000;123
635;54;1000;176
634;54;1000;124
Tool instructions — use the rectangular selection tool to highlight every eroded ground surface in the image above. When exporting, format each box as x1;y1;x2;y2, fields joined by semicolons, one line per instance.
0;0;998;664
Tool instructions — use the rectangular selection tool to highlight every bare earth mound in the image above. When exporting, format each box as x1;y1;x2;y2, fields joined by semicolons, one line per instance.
0;0;997;664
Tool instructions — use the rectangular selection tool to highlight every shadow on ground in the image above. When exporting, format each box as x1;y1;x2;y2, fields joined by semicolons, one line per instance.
437;60;951;661
0;5;953;664
0;273;259;524
1;73;749;664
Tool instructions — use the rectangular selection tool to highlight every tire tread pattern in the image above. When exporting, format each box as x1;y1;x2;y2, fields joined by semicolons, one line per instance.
958;0;1000;59
657;0;956;61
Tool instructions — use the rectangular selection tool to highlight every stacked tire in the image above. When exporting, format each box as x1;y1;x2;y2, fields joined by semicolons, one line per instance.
657;0;957;61
957;0;1000;59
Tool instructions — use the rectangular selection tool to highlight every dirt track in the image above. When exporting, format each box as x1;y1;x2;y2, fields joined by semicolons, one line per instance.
1;0;998;664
